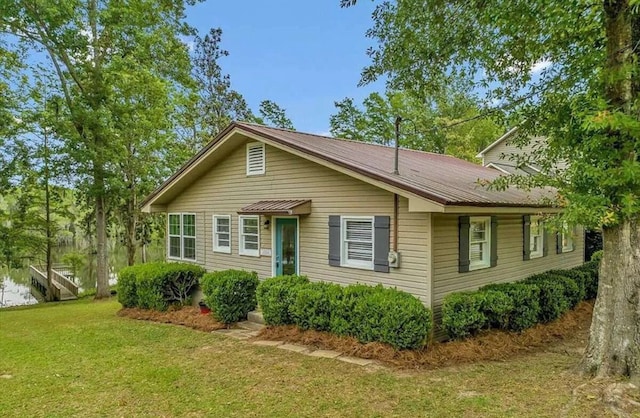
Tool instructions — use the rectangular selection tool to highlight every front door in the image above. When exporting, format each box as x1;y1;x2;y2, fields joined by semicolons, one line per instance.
275;218;298;276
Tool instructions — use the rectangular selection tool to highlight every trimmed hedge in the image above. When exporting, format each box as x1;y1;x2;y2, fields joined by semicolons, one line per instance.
117;262;205;311
479;290;513;329
441;292;487;339
350;285;432;349
117;267;138;308
256;275;310;326
201;270;259;324
442;258;602;340
524;274;570;323
258;278;432;350
480;282;541;331
291;282;342;331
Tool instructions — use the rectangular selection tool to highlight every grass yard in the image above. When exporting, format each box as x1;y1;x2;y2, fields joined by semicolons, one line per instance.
0;299;619;417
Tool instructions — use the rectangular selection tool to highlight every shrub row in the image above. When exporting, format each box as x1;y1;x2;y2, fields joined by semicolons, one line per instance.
200;270;259;324
441;261;600;339
256;276;433;350
118;262;205;311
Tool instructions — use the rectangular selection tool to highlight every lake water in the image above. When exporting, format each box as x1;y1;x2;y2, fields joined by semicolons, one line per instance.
0;242;164;308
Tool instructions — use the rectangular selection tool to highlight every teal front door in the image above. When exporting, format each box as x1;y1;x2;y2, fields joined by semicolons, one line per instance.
275;218;298;276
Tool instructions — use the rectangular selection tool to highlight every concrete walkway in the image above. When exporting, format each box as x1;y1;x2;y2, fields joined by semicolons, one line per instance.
212;322;384;369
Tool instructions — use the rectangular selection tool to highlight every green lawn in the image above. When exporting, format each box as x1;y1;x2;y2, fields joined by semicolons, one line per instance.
0;299;612;417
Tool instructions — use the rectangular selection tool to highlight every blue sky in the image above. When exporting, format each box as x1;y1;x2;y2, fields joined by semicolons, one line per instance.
185;1;385;135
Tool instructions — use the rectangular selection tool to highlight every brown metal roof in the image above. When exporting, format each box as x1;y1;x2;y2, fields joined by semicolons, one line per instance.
238;200;312;215
232;122;554;207
142;122;555;210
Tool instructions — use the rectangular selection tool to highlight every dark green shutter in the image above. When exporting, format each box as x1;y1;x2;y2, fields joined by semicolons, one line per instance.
373;216;390;273
459;216;470;273
490;216;498;267
523;215;531;261
328;216;341;266
556;232;562;254
543;228;549;257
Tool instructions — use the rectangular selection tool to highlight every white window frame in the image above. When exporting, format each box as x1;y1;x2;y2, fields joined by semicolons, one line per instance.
239;215;260;257
340;216;375;270
246;142;265;176
469;216;491;271
530;216;544;259
212;215;231;254
561;222;574;253
167;212;197;261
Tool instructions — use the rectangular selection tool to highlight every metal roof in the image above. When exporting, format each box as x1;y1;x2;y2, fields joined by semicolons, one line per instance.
142;122;556;210
238;200;312;215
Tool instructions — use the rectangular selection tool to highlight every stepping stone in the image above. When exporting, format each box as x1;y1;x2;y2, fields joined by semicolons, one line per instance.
252;340;284;347
336;356;374;366
308;349;342;359
0;375;13;379
277;343;311;354
237;321;264;332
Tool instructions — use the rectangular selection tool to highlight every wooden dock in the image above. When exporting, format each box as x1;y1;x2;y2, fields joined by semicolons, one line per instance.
29;265;79;302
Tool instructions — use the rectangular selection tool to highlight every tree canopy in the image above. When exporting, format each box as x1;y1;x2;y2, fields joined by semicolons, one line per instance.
343;0;640;381
329;90;501;160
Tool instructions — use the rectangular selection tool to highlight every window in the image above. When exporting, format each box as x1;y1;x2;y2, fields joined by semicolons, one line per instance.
469;217;491;270
246;142;265;176
561;222;574;253
168;213;196;261
239;215;260;256
530;216;544;258
341;217;374;270
213;215;231;253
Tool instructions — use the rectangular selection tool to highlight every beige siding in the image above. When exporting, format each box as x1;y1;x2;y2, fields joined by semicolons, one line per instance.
167;141;431;304
483;136;546;166
431;214;585;315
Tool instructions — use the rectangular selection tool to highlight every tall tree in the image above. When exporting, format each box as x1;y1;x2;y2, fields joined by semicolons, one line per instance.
342;0;640;380
186;27;253;149
255;99;295;129
330;90;501;160
2;0;196;297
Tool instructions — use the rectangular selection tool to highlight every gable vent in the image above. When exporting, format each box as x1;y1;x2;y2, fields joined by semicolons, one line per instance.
246;142;265;176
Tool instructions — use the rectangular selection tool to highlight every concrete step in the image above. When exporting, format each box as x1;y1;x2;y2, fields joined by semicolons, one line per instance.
247;310;265;325
237;321;264;332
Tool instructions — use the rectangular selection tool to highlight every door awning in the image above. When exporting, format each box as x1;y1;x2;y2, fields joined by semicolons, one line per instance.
238;200;312;216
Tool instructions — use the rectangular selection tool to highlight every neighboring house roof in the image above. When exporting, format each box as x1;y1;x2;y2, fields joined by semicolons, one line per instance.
476;126;519;158
142;122;555;212
487;162;540;176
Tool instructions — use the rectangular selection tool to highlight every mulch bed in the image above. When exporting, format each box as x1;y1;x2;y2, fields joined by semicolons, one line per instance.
118;301;594;370
255;301;595;369
117;306;226;332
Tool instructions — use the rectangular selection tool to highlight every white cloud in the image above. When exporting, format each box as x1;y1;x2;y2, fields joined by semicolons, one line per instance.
315;130;332;137
530;59;552;75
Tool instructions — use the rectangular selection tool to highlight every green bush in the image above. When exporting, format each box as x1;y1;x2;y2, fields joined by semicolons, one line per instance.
291;282;343;331
479;290;514;329
117;262;205;311
329;284;376;336
349;285;432;350
524;274;570;322
591;250;603;264
117;266;138;308
547;269;587;304
201;270;259;324
573;261;599;299
441;292;487;339
481;282;541;331
256;275;309;325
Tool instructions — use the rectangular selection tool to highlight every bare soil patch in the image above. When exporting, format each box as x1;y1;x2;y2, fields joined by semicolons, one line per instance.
117;306;226;332
256;301;595;369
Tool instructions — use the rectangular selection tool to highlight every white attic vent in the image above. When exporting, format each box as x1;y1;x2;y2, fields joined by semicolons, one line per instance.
246;142;265;176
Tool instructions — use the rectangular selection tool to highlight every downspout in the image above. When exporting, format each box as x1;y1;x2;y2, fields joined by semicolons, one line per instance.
393;116;402;252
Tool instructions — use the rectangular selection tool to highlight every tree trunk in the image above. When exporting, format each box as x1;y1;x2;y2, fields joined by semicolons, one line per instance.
44;130;54;302
94;192;110;299
126;209;137;266
582;220;640;381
